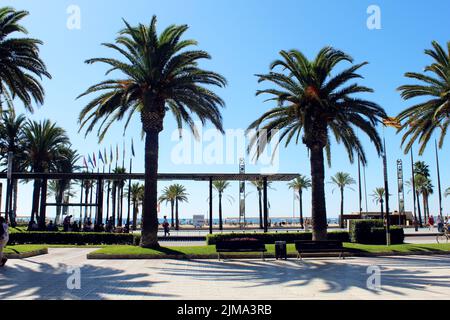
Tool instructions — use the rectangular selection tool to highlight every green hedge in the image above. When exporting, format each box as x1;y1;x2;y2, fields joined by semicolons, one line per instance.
371;227;405;245
8;231;135;245
206;231;350;245
349;219;404;244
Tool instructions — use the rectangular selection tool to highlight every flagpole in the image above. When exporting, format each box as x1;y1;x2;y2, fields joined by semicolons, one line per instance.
358;156;362;216
127;157;132;230
411;148;418;231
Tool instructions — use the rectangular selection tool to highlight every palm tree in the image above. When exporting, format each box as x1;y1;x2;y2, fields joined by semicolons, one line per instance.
329;172;355;228
127;182;144;230
406;176;427;227
397;41;450;154
371;187;385;219
170;184;188;230
413;161;433;221
0;7;50;111
159;186;176;228
22;120;70;228
78;17;226;248
212;180;233;230
51;147;80;224
288;175;311;229
111;167;126;226
248;47;386;240
48;179;76;223
0;109;27;220
250;180;273;229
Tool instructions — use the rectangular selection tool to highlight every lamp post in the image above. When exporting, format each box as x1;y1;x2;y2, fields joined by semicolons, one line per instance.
382;136;391;246
4;152;13;223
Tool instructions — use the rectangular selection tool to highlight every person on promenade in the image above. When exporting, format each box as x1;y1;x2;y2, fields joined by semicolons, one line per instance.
47;220;58;232
437;215;443;233
162;216;170;237
0;217;9;267
428;215;434;230
63;215;72;231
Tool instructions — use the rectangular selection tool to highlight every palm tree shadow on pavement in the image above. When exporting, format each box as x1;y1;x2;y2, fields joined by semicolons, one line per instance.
0;261;177;300
153;256;450;297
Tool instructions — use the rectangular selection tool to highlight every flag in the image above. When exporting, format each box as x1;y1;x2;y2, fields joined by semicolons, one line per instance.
103;148;108;165
83;157;88;170
116;144;119;162
383;117;401;129
123;140;126;160
110;146;113;163
131;138;135;157
88;154;94;168
99;150;104;165
93;152;97;168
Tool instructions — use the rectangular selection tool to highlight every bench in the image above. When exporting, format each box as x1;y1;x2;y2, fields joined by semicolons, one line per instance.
294;240;346;260
215;239;267;260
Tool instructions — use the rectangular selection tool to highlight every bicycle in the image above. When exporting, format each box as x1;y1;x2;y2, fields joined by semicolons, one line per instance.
436;224;449;243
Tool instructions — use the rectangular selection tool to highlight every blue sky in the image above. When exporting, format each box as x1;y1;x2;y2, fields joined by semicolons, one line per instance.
2;0;450;220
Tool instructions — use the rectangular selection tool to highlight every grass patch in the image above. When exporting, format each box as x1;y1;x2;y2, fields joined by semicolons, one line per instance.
3;244;48;255
89;243;450;258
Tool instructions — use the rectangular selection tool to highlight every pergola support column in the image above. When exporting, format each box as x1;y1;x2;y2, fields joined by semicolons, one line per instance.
263;177;268;233
209;177;213;234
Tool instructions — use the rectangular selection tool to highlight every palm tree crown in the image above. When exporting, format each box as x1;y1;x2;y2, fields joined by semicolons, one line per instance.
248;47;386;240
288;175;311;192
397;41;450;154
329;172;355;191
0;7;51;111
77;16;226;247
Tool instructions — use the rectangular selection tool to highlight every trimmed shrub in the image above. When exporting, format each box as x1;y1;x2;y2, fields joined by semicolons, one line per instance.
371;227;405;245
349;219;384;244
349;219;404;244
206;231;350;245
8;231;135;245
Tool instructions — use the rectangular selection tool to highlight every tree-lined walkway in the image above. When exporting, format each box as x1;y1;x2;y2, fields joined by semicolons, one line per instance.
1;248;450;300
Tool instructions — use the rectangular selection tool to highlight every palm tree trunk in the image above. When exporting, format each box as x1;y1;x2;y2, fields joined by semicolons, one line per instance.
31;179;41;222
380;200;384;219
423;195;428;223
258;189;263;229
310;145;327;241
416;192;423;227
340;187;344;229
140;128;160;248
170;200;175;227
13;179;18;224
111;184;116;227
219;192;223;230
132;201;138;231
175;198;179;231
298;189;304;229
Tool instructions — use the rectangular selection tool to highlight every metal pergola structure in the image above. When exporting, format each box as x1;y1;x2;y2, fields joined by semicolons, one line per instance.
0;172;299;233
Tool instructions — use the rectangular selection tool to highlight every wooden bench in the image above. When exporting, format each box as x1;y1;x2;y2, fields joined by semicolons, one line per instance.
216;239;267;260
294;240;346;260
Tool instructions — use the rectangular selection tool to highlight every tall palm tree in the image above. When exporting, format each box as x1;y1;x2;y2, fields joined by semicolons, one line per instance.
159;186;176;228
248;47;386;240
414;161;433;221
78;17;226;248
371;187;385;219
127;182;144;230
48;180;76;223
111;166;126;226
170;184;188;230
250;179;273;229
0;7;50;111
288;175;311;229
397;41;450;154
52;147;80;224
0;109;26;220
212;180;233;230
329;172;355;228
22;120;70;228
406;176;427;227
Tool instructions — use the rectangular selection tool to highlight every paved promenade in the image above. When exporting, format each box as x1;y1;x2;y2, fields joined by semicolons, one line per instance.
1;248;449;300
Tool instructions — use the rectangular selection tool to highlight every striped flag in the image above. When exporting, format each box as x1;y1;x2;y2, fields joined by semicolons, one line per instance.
103;148;108;165
83;157;88;170
131;138;135;157
87;154;94;168
93;152;97;168
110;146;113;163
99;150;104;164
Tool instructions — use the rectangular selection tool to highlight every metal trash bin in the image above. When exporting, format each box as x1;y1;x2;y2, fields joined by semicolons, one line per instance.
275;241;287;260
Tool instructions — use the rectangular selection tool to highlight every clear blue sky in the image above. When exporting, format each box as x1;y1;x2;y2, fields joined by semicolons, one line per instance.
2;0;450;220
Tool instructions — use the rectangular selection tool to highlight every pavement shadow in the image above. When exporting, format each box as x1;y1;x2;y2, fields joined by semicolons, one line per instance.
0;260;176;300
154;255;450;296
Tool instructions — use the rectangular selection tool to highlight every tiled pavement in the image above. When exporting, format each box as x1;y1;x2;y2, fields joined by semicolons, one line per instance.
1;248;450;300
